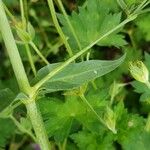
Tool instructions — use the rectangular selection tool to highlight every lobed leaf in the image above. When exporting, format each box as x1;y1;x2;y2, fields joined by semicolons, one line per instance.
58;0;127;52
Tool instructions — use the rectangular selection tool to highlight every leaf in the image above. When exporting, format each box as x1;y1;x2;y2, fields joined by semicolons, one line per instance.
136;14;150;41
0;88;15;112
27;22;35;40
131;81;149;94
58;0;126;52
140;93;150;104
117;113;149;150
32;54;125;93
39;96;86;142
0;118;16;148
71;130;115;150
120;130;150;150
144;52;150;71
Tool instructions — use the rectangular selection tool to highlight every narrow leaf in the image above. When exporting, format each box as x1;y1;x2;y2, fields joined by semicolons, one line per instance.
32;54;126;93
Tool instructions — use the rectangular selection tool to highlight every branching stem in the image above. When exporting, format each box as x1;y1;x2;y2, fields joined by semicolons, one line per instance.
47;0;73;57
34;14;137;90
0;1;50;150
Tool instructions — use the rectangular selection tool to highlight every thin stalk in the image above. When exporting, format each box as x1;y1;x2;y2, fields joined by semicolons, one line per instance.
3;3;16;24
30;10;52;48
4;1;36;76
57;0;82;50
20;0;36;75
25;44;37;76
47;0;73;57
20;0;26;29
145;113;150;132
0;2;50;150
10;115;37;142
34;14;137;90
117;0;128;13
29;41;49;65
133;0;149;14
80;94;107;128
23;0;28;23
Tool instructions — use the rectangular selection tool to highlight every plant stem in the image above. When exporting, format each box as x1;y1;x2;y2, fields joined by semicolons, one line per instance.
34;14;137;90
57;0;82;50
0;0;30;94
25;44;37;76
145;113;150;132
20;0;26;29
0;1;50;150
20;1;36;76
80;94;107;128
30;41;49;65
10;115;37;142
26;101;50;150
47;0;73;57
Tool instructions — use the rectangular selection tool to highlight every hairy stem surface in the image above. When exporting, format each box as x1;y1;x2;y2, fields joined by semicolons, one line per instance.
0;1;50;150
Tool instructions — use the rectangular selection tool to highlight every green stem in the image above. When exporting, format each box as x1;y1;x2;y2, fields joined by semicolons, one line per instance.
4;2;36;76
80;94;107;128
47;0;73;57
145;81;150;89
26;101;50;150
20;0;26;29
0;1;50;150
25;44;37;76
57;0;82;50
34;14;137;90
0;1;30;94
133;0;149;14
10;115;37;142
30;41;49;65
20;1;36;76
145;113;150;132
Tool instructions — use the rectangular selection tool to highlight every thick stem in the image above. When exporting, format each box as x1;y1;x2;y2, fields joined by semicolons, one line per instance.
26;101;50;150
0;0;30;94
0;1;50;150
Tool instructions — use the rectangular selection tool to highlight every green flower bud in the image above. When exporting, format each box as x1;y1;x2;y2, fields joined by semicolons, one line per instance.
104;107;117;134
129;61;149;83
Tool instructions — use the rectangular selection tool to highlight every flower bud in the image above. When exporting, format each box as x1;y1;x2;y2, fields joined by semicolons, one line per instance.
129;61;149;83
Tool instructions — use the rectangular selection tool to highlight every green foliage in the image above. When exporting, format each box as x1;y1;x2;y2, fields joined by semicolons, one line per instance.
71;130;115;150
32;54;125;93
136;14;150;41
0;118;16;149
58;0;127;52
39;96;86;142
0;0;150;149
0;88;15;112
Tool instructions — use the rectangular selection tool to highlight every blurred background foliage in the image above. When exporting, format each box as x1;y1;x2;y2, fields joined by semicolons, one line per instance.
0;0;150;150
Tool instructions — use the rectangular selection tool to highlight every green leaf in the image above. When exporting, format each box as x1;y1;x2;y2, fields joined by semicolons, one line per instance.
32;54;125;93
58;0;126;51
39;96;86;142
140;92;150;104
120;131;150;150
27;22;35;40
0;88;15;112
144;52;150;71
0;118;16;148
71;130;115;150
117;113;148;150
136;14;150;41
131;81;149;94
